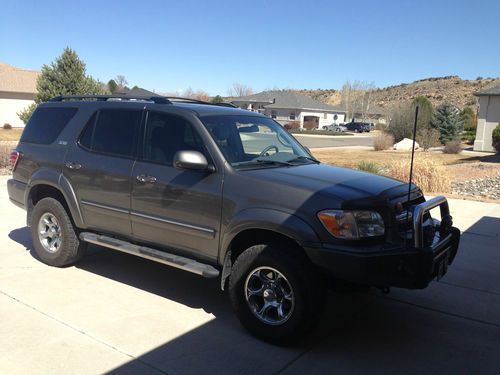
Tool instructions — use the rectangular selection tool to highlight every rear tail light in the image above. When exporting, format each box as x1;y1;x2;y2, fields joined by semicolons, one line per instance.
9;150;21;171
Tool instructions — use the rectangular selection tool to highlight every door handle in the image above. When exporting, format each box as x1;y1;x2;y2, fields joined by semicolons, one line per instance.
136;174;157;183
65;162;82;170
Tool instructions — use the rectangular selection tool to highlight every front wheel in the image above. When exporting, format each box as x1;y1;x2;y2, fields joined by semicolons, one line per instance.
229;244;324;344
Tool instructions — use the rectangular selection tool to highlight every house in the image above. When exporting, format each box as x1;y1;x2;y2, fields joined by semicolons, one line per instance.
114;87;157;97
230;91;346;129
349;105;387;125
473;85;500;152
0;62;39;127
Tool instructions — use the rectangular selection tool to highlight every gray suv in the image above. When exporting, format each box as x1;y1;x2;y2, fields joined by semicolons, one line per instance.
7;95;460;344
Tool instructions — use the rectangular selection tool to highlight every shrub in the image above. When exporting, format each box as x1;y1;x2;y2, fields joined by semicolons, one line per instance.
492;124;500;153
3;123;12;130
0;145;11;169
373;132;394;151
358;160;382;174
443;140;462;154
284;121;301;130
386;157;450;193
460;131;475;144
417;127;441;151
460;107;477;132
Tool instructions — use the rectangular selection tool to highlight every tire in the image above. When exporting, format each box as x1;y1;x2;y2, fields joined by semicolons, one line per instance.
229;244;324;345
30;197;86;267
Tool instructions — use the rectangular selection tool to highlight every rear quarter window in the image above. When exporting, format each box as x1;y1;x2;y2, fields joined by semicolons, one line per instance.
20;107;78;144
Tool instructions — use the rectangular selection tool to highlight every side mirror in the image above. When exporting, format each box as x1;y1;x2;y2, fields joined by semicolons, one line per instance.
173;150;213;172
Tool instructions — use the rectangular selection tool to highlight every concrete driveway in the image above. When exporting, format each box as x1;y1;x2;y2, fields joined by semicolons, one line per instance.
1;176;499;374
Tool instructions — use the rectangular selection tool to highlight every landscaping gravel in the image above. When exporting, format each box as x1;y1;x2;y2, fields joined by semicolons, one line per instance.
452;174;500;200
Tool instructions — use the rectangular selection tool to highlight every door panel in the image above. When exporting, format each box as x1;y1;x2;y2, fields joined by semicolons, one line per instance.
63;109;142;236
131;111;223;260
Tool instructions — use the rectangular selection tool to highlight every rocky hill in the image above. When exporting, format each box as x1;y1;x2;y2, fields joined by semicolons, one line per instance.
296;76;500;112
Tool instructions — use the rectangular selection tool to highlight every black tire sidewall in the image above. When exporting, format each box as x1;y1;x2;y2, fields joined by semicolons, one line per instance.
31;197;83;267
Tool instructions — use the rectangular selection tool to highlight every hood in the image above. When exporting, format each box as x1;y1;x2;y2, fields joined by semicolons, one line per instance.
243;163;417;202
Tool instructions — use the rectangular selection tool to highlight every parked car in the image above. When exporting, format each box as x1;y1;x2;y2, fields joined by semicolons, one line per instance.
345;122;371;133
321;123;347;132
7;95;460;344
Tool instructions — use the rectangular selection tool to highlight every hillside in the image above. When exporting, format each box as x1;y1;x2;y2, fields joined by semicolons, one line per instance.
296;76;500;113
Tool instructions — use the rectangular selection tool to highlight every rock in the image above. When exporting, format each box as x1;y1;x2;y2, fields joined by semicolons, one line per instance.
393;138;420;151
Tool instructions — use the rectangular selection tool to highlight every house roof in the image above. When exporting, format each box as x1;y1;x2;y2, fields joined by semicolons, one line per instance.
0;61;39;94
115;87;157;97
474;85;500;96
230;90;345;112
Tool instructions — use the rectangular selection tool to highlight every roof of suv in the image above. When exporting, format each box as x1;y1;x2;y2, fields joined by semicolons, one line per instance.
46;95;262;118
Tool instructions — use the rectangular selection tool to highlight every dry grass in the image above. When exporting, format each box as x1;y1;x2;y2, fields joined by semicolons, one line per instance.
386;157;451;193
0;128;23;141
373;132;394;151
0;145;12;170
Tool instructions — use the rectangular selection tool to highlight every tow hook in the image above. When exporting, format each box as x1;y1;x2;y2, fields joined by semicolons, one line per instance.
378;286;391;294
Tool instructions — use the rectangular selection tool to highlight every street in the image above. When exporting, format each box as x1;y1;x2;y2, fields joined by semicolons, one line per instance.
0;176;499;374
294;133;374;149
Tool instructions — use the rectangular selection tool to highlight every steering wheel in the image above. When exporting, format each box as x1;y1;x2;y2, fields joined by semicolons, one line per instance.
259;145;279;157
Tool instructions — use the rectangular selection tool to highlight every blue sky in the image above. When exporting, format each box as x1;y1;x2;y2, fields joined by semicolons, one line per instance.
1;0;499;95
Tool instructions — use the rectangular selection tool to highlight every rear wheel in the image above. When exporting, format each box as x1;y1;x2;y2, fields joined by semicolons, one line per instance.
31;197;86;267
229;244;324;344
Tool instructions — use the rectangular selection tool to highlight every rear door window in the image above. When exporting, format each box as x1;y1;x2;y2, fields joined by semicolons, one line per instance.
20;107;78;144
79;109;142;158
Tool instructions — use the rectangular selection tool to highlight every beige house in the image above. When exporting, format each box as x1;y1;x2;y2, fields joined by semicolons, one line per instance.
0;62;39;128
473;85;500;152
230;91;346;129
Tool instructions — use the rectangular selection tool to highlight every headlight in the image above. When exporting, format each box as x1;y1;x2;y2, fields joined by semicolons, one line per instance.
318;210;385;239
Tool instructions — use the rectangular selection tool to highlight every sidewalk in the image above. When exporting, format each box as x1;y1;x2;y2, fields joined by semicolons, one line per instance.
0;176;499;374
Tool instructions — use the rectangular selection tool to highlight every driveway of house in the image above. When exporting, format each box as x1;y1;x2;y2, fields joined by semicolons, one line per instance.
0;175;499;374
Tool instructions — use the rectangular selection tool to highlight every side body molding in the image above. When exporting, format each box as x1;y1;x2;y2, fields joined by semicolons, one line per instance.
25;168;85;228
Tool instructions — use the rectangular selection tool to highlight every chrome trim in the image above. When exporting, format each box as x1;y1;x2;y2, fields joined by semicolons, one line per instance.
80;199;129;214
131;211;215;235
412;196;449;248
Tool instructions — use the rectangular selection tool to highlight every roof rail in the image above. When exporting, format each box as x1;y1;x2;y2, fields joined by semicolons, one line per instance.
213;102;237;108
164;97;238;108
49;95;171;104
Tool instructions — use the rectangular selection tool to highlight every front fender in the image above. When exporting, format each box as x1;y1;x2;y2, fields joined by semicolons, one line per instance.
26;169;85;228
219;208;320;263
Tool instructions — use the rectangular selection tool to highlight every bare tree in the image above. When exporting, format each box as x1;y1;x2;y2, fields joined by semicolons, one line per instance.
340;80;375;122
115;75;128;90
227;83;253;97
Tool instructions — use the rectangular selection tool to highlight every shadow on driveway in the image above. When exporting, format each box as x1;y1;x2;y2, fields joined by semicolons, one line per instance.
8;216;500;374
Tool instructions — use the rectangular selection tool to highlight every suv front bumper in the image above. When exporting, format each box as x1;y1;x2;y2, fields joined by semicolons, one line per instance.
305;196;461;289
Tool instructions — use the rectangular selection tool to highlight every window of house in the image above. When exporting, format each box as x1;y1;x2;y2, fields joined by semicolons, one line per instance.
142;112;205;165
289;112;296;120
79;109;142;158
21;107;78;144
324;113;327;119
271;111;277;119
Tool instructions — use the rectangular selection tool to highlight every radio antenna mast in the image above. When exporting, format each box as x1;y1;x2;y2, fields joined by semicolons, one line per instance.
406;106;419;224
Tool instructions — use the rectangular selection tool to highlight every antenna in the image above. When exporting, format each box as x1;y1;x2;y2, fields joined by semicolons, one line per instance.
406;105;419;247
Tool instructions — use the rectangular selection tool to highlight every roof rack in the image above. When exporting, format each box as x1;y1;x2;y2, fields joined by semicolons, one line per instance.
48;95;239;108
49;95;171;104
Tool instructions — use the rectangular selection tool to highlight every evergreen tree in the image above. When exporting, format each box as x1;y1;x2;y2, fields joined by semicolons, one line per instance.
431;103;463;143
211;95;224;103
18;48;104;123
107;79;118;93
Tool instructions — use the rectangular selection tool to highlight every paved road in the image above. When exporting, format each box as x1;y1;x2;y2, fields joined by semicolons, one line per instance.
1;176;499;374
294;133;373;148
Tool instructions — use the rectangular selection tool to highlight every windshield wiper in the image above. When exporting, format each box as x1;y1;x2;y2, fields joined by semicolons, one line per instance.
235;158;293;168
288;155;320;164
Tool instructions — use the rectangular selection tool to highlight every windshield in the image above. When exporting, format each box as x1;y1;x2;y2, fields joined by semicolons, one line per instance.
201;115;314;169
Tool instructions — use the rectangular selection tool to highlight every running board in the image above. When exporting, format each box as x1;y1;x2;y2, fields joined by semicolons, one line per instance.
79;232;220;278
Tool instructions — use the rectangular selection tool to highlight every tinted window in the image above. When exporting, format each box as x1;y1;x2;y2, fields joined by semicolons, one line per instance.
143;112;205;165
20;107;77;144
82;109;142;157
78;112;96;149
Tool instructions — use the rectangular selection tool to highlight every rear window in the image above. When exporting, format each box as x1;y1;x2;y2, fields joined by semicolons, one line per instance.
20;107;78;144
78;109;142;158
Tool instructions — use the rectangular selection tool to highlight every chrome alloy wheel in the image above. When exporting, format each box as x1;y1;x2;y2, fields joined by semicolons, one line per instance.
244;266;295;325
38;213;62;253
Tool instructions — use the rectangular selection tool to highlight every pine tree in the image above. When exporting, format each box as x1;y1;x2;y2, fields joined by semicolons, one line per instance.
107;79;118;93
18;48;104;123
431;103;463;143
211;95;224;103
